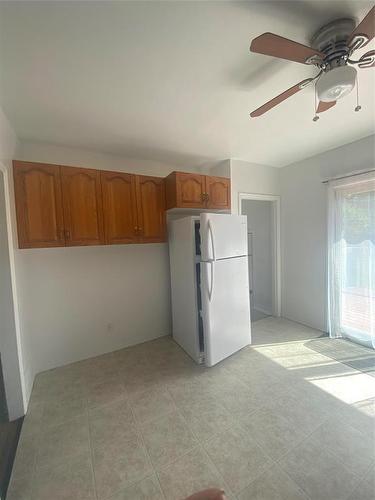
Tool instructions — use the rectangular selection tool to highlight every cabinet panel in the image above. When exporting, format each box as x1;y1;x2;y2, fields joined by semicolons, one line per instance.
136;176;166;243
165;171;230;210
101;171;138;244
177;173;205;208
13;161;65;248
61;166;104;246
206;176;231;209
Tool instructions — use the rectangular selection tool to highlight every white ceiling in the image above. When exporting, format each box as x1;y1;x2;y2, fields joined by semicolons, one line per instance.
0;1;374;168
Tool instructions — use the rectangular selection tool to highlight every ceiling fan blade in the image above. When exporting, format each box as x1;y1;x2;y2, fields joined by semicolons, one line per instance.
250;78;313;117
348;6;375;47
316;101;336;113
250;33;324;64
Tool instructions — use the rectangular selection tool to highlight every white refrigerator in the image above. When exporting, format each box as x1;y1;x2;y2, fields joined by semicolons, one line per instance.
169;213;251;367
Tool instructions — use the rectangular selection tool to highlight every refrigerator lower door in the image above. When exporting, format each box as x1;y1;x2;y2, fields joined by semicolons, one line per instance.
201;256;251;367
200;213;248;261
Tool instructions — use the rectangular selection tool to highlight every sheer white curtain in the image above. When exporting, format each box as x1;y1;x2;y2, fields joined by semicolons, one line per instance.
327;172;375;349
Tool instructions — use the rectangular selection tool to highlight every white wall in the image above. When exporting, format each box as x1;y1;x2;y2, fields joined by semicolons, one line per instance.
242;199;273;315
16;141;227;177
280;134;375;332
0;107;26;418
208;159;230;178
16;244;172;372
230;159;280;214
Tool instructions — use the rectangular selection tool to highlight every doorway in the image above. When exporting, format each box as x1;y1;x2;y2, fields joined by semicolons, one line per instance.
328;172;375;349
239;193;281;322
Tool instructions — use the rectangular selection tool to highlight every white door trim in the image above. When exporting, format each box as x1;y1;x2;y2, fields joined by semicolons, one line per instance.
239;192;281;317
0;163;27;418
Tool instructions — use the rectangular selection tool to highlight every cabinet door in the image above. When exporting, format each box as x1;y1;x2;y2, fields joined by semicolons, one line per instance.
206;176;231;210
176;173;205;208
61;166;104;246
136;176;166;243
13;161;65;248
101;171;138;244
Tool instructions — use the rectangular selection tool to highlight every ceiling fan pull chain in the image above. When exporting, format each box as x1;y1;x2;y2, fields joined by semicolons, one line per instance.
313;85;319;122
355;74;361;112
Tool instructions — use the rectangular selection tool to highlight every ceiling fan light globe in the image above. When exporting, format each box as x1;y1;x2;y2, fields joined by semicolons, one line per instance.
316;66;357;102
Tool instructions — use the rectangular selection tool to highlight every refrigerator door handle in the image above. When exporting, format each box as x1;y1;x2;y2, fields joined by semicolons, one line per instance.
208;261;214;301
208;219;216;261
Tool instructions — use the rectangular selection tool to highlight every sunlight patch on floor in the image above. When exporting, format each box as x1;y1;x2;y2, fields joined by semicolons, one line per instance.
253;337;375;405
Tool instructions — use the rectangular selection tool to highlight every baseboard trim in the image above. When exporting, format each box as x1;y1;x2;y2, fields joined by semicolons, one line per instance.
253;306;273;316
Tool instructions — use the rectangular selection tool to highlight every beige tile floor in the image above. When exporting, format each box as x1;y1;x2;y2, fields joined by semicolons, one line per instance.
7;318;375;500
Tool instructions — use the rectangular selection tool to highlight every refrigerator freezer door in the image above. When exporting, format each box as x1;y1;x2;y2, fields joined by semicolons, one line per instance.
200;213;248;261
169;217;202;363
201;256;251;366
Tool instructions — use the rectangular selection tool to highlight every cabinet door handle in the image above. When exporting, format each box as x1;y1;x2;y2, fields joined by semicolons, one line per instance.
65;229;71;239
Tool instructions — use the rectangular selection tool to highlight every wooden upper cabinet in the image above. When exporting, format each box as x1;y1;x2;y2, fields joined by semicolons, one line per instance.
136;175;166;243
166;172;205;209
206;176;231;209
101;171;138;244
13;161;65;248
13;160;229;249
165;171;231;210
61;166;105;246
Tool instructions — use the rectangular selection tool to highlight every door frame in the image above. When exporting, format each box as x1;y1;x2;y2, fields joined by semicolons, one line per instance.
238;192;281;317
0;163;27;418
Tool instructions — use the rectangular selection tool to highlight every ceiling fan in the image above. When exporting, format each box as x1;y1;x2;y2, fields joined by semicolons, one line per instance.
249;5;375;119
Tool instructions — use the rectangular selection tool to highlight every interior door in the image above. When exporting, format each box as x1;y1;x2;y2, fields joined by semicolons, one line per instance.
200;213;248;261
206;176;231;209
136;175;166;243
201;256;251;366
61;166;105;246
101;171;138;244
13;161;65;248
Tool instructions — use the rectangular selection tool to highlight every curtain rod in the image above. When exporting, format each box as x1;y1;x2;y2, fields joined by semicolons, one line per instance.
322;168;375;184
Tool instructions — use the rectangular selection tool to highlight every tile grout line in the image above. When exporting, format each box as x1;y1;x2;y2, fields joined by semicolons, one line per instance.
201;420;277;499
127;385;168;500
88;357;158;499
272;414;355;500
86;405;100;500
198;443;239;500
234;464;311;500
166;385;238;499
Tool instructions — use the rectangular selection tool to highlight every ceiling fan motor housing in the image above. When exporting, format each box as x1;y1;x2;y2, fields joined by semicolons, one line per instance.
311;18;356;69
312;18;358;102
